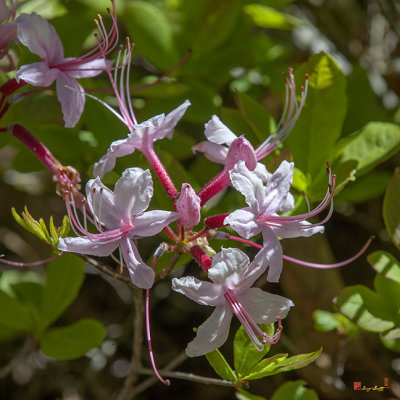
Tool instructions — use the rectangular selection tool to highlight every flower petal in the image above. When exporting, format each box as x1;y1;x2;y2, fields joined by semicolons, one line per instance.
191;141;228;164
65;58;107;78
93;138;136;178
224;208;261;240
229;161;265;212
273;220;324;239
114;168;153;218
120;238;154;289
0;0;10;23
261;161;294;215
261;228;283;282
15;62;58;86
16;13;64;64
237;287;294;324
86;177;122;228
58;236;119;257
172;276;225;306
56;72;85;128
208;248;250;288
185;305;232;357
204;115;237;145
132;210;179;237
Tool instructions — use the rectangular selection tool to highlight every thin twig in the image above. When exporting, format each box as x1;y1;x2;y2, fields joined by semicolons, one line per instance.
128;352;187;398
117;287;145;400
155;251;182;282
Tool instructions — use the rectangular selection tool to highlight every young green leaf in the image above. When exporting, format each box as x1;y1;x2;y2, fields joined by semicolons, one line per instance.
0;290;34;332
40;318;106;360
383;167;400;250
368;251;400;284
206;348;237;382
271;380;319;400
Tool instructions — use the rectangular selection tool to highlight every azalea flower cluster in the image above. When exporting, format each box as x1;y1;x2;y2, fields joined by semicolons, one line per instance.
1;0;354;371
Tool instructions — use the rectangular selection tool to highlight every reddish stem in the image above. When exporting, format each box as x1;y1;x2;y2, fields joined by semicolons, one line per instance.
197;169;230;207
190;245;211;273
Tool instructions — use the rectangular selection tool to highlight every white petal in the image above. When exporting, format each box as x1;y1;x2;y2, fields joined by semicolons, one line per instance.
132;210;179;237
237;288;294;324
15;62;58;86
192;141;228;165
172;276;225;306
208;248;250;288
230;161;265;212
261;161;294;215
120;238;154;289
261;228;283;282
86;177;123;228
66;58;107;78
58;236;119;257
114;168;153;218
253;162;272;183
204;115;237;145
186;305;232;357
273;220;324;239
56;72;85;128
16;13;64;64
224;208;261;240
93;138;136;178
281;193;295;213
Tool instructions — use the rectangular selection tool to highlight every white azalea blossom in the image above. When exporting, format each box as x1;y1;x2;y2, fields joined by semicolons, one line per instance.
172;247;293;357
58;167;178;289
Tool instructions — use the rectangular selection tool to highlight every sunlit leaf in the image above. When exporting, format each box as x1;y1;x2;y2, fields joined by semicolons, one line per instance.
271;379;319;400
368;251;400;284
206;348;237;381
383;167;400;250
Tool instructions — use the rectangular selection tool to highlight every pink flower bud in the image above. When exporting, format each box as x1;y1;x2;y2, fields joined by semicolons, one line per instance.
176;183;201;227
226;136;257;171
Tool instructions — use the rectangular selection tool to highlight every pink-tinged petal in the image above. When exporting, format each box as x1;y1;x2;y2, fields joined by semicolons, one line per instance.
261;228;283;282
204;115;237;145
152;100;190;141
132;210;179;237
0;23;17;56
55;72;85;128
65;58;107;78
224;208;261;240
208;248;250;287
226;137;257;171
93;138;136;178
235;247;270;293
253;162;271;183
176;183;201;227
282;193;295;213
0;0;10;23
186;304;232;357
172;276;226;306
86;177;122;228
229;161;265;212
192;141;228;164
261;161;294;215
120;238;154;289
16;13;64;64
237;288;294;324
15;62;58;86
273;220;324;239
58;236;119;257
114;168;153;218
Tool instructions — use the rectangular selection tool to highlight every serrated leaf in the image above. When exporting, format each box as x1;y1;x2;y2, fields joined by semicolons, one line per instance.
383;167;400;250
368;251;400;284
287;53;347;190
40;318;105;360
233;323;274;376
40;254;85;331
335;122;400;176
271;380;319;400
206;348;237;381
244;4;303;30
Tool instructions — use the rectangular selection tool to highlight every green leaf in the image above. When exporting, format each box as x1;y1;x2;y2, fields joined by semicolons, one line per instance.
40;254;85;331
380;334;400;353
40;319;106;360
236;388;267;400
312;310;341;332
383;167;400;250
335;122;400;176
271;380;319;400
233;323;274;376
125;1;179;70
241;353;287;380
235;92;275;143
0;290;34;331
335;286;394;333
373;274;400;323
244;4;303;30
206;348;237;381
287;53;347;190
368;251;400;284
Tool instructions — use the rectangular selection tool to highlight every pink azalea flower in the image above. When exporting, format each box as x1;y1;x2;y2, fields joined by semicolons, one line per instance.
0;0;17;63
172;247;293;357
14;4;118;128
225;160;334;282
58;167;178;289
176;183;201;228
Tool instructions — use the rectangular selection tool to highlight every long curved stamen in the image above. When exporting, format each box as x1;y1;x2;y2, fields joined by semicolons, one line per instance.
0;253;62;267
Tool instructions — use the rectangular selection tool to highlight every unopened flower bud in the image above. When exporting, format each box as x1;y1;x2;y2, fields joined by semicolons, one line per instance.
176;183;201;227
226;136;257;171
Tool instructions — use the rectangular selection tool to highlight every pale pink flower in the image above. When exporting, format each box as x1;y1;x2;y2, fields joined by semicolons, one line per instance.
172;247;293;357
